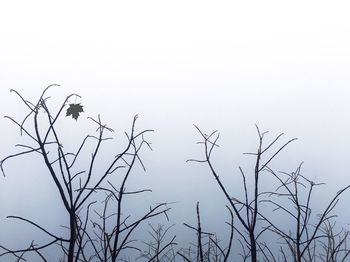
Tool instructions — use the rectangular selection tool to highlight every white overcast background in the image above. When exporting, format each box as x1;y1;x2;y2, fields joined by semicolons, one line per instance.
1;0;350;259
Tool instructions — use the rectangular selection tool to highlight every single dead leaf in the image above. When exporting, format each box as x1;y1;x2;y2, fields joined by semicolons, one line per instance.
66;103;84;120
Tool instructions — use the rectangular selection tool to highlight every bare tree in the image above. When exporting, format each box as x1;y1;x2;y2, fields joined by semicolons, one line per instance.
318;220;350;262
138;224;177;262
260;164;350;262
0;86;170;262
188;125;296;262
178;202;234;262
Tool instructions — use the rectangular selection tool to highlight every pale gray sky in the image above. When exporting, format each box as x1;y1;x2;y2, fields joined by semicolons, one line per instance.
1;1;350;260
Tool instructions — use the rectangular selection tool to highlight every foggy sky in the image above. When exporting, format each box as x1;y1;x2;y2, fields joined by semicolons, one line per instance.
1;1;350;260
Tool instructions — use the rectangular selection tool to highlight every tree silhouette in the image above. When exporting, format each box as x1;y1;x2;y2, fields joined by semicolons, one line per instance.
188;125;350;262
1;86;350;261
0;85;170;262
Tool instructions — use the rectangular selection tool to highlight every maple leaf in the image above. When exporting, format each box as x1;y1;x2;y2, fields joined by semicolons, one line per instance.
66;103;84;120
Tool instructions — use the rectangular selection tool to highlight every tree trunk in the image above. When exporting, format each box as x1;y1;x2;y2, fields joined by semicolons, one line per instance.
250;233;257;262
67;212;76;262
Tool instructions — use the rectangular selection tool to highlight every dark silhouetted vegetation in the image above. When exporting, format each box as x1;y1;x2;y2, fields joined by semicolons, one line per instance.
1;86;349;261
